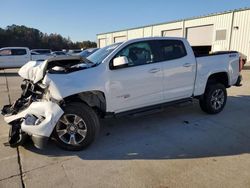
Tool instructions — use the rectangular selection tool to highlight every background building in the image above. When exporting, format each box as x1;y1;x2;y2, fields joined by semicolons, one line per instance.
97;8;250;63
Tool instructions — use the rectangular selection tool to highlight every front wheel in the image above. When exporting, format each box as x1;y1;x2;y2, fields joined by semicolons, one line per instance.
199;83;227;114
53;102;100;151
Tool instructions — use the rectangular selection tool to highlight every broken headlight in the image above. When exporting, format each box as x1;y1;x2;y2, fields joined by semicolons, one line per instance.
24;114;45;126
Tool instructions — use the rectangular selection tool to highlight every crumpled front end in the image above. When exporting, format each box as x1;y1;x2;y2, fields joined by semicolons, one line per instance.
1;79;64;149
1;56;90;149
2;102;63;149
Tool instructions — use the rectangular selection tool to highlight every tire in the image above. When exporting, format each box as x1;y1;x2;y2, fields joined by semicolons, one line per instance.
199;83;227;114
53;102;100;151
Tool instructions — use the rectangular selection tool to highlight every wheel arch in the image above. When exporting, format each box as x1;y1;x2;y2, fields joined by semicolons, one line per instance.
206;72;229;88
63;90;106;116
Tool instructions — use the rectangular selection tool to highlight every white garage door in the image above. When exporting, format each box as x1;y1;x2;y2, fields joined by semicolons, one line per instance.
186;25;213;46
99;39;106;48
114;36;127;43
162;29;183;37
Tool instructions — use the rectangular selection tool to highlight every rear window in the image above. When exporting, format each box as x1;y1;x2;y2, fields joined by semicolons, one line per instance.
0;49;27;56
158;40;187;61
11;49;27;55
0;49;11;56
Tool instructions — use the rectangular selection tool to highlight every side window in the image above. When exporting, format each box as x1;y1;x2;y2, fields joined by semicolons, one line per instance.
11;49;27;56
0;49;12;56
114;42;155;67
158;40;187;61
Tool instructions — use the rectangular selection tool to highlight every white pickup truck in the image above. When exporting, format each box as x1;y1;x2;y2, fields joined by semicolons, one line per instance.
0;47;52;69
1;37;242;150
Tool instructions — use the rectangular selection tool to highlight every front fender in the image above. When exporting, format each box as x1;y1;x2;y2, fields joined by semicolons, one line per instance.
42;66;107;101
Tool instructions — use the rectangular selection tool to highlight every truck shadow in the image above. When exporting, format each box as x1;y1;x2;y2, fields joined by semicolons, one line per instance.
243;65;250;70
24;95;250;160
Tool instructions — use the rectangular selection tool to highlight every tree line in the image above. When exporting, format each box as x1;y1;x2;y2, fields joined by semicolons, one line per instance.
0;25;97;50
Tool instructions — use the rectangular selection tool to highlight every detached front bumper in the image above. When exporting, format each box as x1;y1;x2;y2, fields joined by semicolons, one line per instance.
2;101;64;149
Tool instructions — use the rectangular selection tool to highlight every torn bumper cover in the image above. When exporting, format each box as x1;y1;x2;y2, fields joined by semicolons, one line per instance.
2;101;64;149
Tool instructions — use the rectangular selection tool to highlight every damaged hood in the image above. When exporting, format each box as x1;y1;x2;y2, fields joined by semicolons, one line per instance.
18;56;90;83
19;60;47;83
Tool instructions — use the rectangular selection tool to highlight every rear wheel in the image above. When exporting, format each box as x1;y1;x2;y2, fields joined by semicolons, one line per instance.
199;83;227;114
53;102;100;151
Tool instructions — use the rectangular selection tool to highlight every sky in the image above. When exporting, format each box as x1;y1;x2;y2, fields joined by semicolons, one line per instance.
0;0;250;42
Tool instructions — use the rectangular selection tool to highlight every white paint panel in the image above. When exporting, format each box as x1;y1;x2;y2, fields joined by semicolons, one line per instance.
143;27;152;37
153;22;183;37
230;10;250;63
112;31;127;38
186;25;213;46
162;29;183;37
97;9;250;61
184;12;233;51
97;34;106;39
106;34;113;45
99;39;106;48
114;36;127;43
127;28;143;39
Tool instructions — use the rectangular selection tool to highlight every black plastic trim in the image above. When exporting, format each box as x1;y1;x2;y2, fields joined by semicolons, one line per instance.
235;75;242;87
105;98;193;118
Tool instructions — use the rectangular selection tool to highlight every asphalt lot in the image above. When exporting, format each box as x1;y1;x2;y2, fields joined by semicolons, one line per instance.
0;68;250;188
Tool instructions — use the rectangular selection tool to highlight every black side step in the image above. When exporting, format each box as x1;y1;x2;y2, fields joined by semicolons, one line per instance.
130;108;163;117
108;98;193;118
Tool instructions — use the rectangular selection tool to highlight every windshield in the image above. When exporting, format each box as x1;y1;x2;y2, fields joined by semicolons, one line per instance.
80;49;93;57
87;43;121;65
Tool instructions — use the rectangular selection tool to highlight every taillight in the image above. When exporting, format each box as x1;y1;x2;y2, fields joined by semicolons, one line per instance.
239;57;243;72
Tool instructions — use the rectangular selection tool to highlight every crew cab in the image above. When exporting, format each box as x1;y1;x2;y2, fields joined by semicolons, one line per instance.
1;37;242;150
0;47;53;68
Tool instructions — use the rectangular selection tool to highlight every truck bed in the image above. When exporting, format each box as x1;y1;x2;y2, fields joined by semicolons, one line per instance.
193;52;240;96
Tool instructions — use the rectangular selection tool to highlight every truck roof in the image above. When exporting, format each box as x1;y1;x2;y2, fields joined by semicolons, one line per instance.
116;36;186;45
0;47;29;50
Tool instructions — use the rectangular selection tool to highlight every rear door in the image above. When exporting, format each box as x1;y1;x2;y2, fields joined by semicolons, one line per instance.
157;40;196;101
11;48;30;67
108;40;164;113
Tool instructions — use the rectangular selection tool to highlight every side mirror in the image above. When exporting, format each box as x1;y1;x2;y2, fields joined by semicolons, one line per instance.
113;56;129;68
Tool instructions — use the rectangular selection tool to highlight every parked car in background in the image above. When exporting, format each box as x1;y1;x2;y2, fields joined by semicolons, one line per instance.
1;37;243;150
76;48;99;58
31;49;52;55
67;49;82;55
0;47;52;68
51;51;67;57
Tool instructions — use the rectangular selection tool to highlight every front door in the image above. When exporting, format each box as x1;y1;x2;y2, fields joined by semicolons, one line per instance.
107;41;164;113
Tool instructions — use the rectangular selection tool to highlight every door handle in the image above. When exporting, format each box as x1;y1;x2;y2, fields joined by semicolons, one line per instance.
183;63;192;67
148;68;160;73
